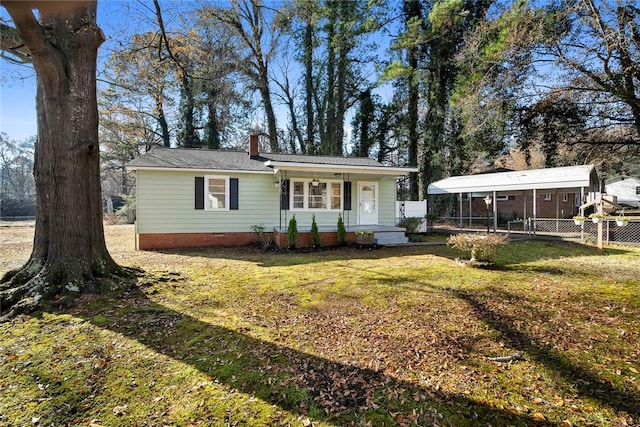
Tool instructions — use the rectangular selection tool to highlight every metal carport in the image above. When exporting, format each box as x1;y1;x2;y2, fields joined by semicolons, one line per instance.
427;165;600;231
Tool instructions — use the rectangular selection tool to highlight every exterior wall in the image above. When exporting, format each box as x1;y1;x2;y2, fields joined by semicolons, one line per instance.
377;178;397;225
138;232;256;250
273;230;358;248
135;170;401;249
605;177;640;208
135;169;279;234
463;192;580;220
275;177;399;230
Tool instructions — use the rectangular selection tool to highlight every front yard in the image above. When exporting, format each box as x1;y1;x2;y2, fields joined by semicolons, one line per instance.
1;224;639;426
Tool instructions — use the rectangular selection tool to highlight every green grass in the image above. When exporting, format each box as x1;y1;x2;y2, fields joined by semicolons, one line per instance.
1;225;639;426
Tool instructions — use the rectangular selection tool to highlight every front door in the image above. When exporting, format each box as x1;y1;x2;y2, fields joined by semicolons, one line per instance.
358;182;378;225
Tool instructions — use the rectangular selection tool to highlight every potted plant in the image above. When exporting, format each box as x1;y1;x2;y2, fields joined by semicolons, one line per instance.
616;216;629;227
355;230;374;245
573;215;586;225
589;213;606;223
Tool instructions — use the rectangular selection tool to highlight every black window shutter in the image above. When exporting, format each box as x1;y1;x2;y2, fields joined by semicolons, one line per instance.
280;179;290;210
343;181;352;211
230;178;239;210
195;176;204;210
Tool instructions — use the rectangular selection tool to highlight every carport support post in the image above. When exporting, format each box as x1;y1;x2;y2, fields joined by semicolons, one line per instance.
532;189;537;235
468;193;472;228
597;198;603;252
493;191;497;232
459;192;463;229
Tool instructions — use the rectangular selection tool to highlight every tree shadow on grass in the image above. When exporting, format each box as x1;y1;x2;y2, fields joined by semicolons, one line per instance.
452;287;640;418
342;268;640;420
73;283;558;426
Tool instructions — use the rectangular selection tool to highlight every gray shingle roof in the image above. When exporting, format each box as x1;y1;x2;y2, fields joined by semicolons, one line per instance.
127;147;387;171
127;148;271;171
265;152;384;167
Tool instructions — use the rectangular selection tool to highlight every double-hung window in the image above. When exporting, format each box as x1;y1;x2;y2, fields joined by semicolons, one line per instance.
205;176;229;210
291;180;342;211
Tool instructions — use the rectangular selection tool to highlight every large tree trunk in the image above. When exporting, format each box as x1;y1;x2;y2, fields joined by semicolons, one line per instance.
1;1;123;321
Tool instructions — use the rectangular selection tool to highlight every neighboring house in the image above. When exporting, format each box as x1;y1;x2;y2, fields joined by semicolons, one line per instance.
427;164;600;229
127;135;417;249
604;176;640;208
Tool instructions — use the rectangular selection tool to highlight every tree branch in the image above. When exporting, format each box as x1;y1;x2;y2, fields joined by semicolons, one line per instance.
0;22;32;63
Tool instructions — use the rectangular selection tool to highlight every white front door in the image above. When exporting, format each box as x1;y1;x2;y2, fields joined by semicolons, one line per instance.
358;182;378;225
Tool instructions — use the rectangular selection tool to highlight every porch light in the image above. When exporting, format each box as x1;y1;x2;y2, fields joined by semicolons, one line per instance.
312;178;319;187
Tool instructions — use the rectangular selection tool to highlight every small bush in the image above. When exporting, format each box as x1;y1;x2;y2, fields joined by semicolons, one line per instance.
397;216;424;234
250;224;274;249
310;214;320;247
447;233;507;263
288;215;298;249
337;214;347;245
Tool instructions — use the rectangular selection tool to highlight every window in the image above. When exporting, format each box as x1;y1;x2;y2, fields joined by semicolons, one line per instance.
205;176;229;210
544;193;552;201
496;195;509;201
293;181;304;209
562;193;568;202
330;183;341;209
308;182;327;209
290;179;342;210
636;186;640;195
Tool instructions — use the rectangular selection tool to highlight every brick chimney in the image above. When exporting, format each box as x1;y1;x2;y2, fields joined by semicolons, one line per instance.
249;133;259;158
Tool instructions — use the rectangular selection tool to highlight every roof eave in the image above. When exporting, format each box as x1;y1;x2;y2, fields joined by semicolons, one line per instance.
126;166;272;174
265;160;417;176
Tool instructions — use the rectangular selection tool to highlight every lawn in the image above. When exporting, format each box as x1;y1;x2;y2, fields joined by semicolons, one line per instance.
1;224;639;426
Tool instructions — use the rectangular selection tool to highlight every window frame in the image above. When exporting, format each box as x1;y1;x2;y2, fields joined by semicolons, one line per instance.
495;195;509;201
544;193;552;201
562;193;569;202
204;175;230;211
290;179;343;211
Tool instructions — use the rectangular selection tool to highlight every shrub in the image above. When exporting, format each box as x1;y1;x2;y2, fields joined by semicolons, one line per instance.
310;214;320;247
250;223;274;250
337;214;347;245
287;215;298;249
397;216;423;234
447;233;507;263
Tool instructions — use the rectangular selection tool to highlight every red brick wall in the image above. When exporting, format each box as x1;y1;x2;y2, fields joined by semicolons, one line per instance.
137;232;257;250
138;230;362;250
273;230;357;248
467;193;579;219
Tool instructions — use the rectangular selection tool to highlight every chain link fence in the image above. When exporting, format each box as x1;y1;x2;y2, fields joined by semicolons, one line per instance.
435;217;640;246
530;218;640;245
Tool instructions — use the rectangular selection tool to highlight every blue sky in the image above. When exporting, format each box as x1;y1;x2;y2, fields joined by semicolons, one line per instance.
1;0;392;145
0;0;180;141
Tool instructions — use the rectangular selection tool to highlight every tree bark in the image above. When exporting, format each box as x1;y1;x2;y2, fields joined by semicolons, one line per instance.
1;1;123;320
304;15;315;154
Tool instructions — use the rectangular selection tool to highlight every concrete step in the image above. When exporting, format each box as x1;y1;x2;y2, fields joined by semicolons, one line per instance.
374;231;409;245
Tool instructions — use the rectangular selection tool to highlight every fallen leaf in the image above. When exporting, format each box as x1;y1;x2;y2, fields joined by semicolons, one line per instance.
113;405;127;416
532;413;546;422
